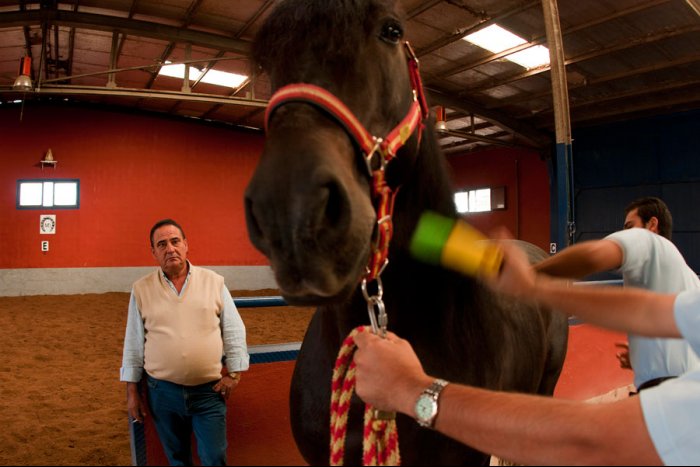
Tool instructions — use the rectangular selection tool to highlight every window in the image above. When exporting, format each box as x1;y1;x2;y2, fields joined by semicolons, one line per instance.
17;179;80;209
454;187;506;214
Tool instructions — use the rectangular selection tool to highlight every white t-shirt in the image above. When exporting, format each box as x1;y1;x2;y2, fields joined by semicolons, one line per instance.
605;228;700;388
640;290;700;465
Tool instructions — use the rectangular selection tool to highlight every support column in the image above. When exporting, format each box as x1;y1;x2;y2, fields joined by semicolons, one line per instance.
542;0;575;252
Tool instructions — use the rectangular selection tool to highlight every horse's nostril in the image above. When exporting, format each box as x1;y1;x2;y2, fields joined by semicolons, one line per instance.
322;181;345;228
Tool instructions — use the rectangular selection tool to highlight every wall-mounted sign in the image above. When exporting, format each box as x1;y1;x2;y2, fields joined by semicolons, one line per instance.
40;214;56;234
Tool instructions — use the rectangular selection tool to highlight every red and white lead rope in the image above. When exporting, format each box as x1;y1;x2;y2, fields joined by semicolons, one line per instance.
330;327;401;466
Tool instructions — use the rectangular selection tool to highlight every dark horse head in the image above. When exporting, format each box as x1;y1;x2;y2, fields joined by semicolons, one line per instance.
245;0;446;305
246;0;568;465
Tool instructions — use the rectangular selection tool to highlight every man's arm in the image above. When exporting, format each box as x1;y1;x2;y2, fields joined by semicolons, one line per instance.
354;332;662;466
438;383;660;465
120;290;146;422
220;286;250;374
534;277;679;338
120;291;145;382
491;241;680;339
534;239;624;279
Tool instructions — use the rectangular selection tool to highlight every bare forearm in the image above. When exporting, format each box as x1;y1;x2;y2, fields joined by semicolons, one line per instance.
534;241;622;279
433;385;661;466
533;278;679;338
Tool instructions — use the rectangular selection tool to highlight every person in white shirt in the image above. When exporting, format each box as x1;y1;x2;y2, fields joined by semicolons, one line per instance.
120;219;249;466
535;197;700;391
353;232;700;465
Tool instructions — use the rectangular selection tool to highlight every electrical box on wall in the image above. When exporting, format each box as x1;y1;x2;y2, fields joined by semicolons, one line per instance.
41;241;49;252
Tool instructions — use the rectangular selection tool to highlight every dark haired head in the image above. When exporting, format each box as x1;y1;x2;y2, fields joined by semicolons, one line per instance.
625;197;673;240
150;219;186;247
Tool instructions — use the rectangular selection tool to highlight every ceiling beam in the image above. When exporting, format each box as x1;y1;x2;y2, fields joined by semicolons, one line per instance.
415;0;540;57
426;88;551;148
0;84;268;108
569;89;700;125
503;51;700;109
0;9;251;55
462;23;700;95
432;0;673;80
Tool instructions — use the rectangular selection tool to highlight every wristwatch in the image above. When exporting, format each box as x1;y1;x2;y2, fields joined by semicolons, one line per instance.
414;378;449;428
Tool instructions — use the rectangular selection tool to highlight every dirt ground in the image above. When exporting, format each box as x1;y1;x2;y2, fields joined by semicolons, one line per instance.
0;290;314;466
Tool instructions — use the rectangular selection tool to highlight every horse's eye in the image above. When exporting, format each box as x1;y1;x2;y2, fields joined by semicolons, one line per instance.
380;21;404;44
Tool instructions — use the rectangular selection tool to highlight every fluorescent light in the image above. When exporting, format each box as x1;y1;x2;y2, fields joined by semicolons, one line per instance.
464;24;550;70
158;61;248;89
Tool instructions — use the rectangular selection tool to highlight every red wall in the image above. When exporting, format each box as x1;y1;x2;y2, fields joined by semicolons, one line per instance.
448;147;551;251
1;104;552;269
0;104;268;268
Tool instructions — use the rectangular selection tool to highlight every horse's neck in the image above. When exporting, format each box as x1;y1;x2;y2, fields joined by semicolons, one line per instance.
392;127;457;248
352;127;473;327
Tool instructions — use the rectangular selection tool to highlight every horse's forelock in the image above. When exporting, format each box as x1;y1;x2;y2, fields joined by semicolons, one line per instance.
252;0;401;80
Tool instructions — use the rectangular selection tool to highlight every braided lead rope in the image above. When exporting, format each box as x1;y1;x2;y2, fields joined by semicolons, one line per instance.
330;326;401;466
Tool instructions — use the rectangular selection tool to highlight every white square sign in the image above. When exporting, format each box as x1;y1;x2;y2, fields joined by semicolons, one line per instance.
40;215;56;235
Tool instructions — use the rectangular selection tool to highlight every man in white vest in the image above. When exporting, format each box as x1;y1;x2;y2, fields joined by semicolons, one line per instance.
120;219;249;466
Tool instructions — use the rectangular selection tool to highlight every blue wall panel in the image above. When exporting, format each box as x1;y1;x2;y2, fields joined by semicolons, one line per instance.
572;110;700;272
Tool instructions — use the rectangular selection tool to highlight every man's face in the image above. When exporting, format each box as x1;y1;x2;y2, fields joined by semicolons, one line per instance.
151;225;188;275
624;208;658;234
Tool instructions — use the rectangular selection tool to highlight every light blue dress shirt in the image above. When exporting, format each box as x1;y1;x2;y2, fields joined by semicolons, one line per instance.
640;290;700;465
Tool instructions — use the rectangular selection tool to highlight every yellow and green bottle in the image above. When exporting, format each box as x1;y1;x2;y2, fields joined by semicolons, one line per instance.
409;211;503;278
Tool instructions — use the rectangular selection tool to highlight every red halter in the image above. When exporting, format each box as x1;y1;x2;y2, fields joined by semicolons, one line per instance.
264;41;430;294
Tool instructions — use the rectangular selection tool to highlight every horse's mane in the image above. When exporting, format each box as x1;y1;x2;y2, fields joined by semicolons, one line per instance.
252;0;398;80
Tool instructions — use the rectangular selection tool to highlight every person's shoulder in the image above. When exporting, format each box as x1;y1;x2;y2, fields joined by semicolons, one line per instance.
606;228;673;250
191;265;225;282
133;269;160;286
606;227;654;241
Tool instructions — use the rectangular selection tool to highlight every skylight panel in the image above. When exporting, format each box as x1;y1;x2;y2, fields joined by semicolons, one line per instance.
508;45;551;69
464;24;550;70
199;68;248;88
158;62;248;89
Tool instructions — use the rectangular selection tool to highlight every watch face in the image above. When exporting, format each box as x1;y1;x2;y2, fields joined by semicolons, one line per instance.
415;395;437;421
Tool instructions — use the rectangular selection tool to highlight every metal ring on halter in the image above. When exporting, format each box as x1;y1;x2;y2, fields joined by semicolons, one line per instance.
361;274;384;303
364;137;386;176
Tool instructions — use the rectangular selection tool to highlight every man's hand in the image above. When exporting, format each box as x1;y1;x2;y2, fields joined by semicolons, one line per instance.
127;382;147;423
213;372;241;400
482;228;538;299
354;331;432;416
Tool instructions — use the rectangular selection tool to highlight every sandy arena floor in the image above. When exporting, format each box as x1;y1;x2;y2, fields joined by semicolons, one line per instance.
0;290;313;466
